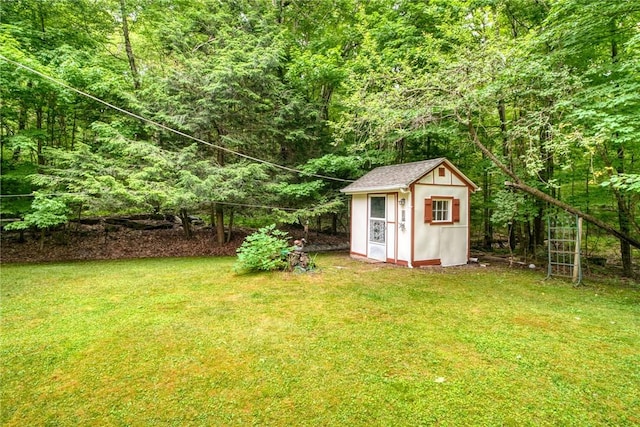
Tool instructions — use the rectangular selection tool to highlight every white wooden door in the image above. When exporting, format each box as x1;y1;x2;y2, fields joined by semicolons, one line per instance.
368;195;386;261
386;194;396;262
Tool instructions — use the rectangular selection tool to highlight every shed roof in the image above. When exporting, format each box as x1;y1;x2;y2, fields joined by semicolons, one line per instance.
340;158;478;194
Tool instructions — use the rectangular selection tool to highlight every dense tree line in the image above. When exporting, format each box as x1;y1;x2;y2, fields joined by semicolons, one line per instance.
1;0;638;274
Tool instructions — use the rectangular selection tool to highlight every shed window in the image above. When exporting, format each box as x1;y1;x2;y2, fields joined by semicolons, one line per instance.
433;199;449;222
425;197;460;224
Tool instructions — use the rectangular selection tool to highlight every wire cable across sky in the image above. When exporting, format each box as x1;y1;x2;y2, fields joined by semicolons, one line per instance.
0;54;354;183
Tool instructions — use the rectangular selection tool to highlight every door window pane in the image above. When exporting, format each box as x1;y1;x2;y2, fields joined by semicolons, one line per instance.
369;219;385;243
370;197;386;219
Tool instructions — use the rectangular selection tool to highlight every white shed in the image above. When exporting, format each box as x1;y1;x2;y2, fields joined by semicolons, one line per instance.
340;158;479;267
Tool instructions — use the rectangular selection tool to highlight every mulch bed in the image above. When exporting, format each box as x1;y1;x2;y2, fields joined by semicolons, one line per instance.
0;222;348;264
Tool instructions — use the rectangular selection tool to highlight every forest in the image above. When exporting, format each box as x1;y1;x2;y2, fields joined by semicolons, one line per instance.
0;0;638;275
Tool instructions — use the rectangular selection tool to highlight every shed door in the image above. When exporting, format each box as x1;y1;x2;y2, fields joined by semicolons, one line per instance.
368;196;386;261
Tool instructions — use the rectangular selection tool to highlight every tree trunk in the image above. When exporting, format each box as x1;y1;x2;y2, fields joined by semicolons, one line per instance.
533;209;543;253
274;0;286;24
179;208;192;239
332;213;338;235
396;137;405;163
120;0;140;90
215;204;225;245
617;196;632;276
13;102;28;160
226;209;234;243
71;108;77;150
47;94;55;147
498;99;512;166
491;99;510;251
210;203;216;240
594;134;635;274
36;105;44;166
616;147;632;276
213;140;226;245
75;203;83;232
39;228;45;251
525;220;534;257
610;36;633;276
320;84;334;121
482;158;493;250
509;221;516;251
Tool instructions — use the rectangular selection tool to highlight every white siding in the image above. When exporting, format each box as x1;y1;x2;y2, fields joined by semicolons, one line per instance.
397;193;411;263
350;194;368;256
417;165;467;188
440;226;469;266
450;174;465;186
386;193;396;262
417;171;434;185
413;184;469;266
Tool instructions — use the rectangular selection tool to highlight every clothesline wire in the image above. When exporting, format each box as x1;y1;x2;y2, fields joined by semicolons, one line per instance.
0;192;308;212
0;54;354;183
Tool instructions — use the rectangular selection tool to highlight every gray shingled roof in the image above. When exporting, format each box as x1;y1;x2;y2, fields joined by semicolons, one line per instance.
341;158;446;193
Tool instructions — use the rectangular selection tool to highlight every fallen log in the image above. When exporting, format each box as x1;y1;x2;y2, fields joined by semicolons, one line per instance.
104;218;174;230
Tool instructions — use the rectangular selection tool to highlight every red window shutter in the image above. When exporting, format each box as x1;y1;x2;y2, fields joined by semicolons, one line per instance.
453;198;460;222
424;198;432;223
439;167;445;177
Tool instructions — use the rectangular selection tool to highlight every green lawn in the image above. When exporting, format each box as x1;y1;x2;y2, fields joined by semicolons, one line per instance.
1;255;639;426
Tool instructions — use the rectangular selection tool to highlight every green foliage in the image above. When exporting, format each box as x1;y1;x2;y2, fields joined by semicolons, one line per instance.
273;154;364;225
2;0;639;265
300;154;365;179
5;194;69;231
601;174;640;194
234;224;290;273
0;161;37;216
490;190;538;227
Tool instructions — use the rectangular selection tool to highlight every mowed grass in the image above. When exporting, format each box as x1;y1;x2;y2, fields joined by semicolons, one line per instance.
1;255;639;426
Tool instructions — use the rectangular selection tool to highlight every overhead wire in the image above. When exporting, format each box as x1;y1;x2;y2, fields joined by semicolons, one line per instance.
0;54;354;183
0;192;302;212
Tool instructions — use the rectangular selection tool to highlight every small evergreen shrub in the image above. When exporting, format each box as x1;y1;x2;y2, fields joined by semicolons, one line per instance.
234;224;290;273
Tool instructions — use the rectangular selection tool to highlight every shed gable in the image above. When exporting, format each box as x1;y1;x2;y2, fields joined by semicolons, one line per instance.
341;158;478;194
416;164;469;187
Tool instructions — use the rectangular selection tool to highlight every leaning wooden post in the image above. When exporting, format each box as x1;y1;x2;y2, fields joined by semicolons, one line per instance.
573;217;582;283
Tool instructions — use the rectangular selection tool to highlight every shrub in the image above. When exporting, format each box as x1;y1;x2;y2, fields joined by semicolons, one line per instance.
5;194;70;250
234;224;290;273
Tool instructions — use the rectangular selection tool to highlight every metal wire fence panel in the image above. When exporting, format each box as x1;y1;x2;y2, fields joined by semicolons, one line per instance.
547;211;582;284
